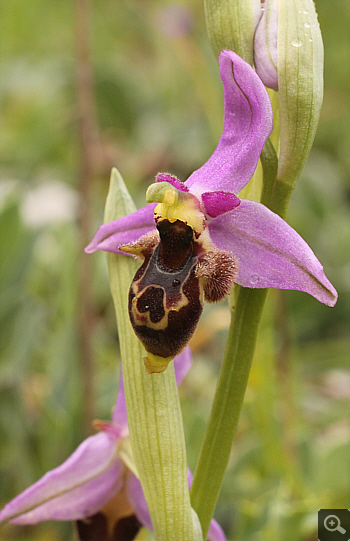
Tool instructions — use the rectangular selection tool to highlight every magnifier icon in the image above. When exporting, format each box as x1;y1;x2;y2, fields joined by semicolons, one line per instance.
324;514;346;534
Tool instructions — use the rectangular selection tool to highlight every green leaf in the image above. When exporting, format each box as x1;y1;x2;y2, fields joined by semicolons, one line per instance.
105;168;202;541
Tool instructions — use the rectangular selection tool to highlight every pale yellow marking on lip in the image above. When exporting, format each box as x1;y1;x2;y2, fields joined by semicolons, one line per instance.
131;280;190;331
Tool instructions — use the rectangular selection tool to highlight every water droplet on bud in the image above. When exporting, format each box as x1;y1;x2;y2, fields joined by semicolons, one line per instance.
291;38;303;48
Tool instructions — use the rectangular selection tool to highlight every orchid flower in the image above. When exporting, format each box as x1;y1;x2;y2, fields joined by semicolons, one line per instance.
0;348;226;541
85;49;337;373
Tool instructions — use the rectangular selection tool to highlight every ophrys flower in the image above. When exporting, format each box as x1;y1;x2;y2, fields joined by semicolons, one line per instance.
86;50;337;373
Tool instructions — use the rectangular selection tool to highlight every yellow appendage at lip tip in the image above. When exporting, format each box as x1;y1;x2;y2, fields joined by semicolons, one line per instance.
143;352;174;374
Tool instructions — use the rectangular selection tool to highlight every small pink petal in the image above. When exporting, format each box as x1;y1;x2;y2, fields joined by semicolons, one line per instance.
202;191;241;218
156;173;189;192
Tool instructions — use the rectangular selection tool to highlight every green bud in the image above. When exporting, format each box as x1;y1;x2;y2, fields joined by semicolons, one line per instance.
204;0;261;64
255;0;324;191
278;0;323;189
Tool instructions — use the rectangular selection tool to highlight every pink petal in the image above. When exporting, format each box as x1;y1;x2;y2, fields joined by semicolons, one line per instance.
174;346;193;386
202;191;241;218
0;433;123;525
186;50;273;195
254;0;279;90
209;199;338;306
126;473;152;531
85;204;156;255
112;367;128;426
208;517;227;541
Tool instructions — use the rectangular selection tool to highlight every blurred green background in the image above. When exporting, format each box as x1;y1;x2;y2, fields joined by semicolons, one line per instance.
0;1;349;540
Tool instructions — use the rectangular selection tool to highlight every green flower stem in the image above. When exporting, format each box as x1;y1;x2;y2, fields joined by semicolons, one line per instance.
190;142;292;538
105;169;202;541
190;286;268;537
260;139;292;218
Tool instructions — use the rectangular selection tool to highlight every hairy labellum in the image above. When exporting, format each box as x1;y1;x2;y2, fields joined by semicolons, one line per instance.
121;219;237;374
